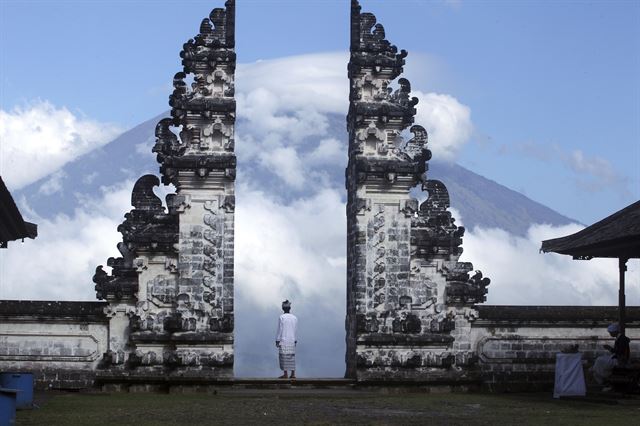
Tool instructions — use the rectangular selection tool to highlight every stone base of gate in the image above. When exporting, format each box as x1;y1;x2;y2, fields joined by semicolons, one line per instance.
22;368;561;393
93;372;483;393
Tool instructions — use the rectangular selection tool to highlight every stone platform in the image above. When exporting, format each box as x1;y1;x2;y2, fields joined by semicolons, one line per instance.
94;374;482;393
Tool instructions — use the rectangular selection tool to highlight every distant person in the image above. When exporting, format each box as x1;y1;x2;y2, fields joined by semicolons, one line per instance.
276;299;298;379
591;323;630;386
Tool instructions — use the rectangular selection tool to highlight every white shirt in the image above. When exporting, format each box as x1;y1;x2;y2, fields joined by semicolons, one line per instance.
276;313;298;345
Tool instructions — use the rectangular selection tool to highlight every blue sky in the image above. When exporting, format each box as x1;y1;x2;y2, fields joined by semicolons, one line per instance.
2;0;638;225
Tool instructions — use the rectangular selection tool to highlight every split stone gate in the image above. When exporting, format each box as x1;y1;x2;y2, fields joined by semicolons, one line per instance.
90;0;489;381
0;0;638;390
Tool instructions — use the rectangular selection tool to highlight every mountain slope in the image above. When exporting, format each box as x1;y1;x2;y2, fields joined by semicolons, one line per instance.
17;112;575;236
429;161;576;234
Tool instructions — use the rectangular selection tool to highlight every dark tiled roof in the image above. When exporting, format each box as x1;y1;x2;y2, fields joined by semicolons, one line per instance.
0;176;37;246
541;200;640;259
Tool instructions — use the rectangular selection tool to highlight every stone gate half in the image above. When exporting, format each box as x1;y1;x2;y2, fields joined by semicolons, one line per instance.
93;0;237;378
345;0;490;381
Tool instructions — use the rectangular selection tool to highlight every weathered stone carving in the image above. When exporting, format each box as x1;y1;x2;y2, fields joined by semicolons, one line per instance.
153;0;236;186
346;0;489;380
94;0;235;378
93;175;178;302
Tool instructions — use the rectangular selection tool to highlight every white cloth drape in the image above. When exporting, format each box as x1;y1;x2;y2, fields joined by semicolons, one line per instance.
554;353;586;398
276;313;298;345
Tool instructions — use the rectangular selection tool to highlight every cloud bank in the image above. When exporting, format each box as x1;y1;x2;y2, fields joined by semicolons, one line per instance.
236;52;474;172
461;223;638;306
0;101;122;190
0;181;131;300
501;141;633;197
414;91;473;161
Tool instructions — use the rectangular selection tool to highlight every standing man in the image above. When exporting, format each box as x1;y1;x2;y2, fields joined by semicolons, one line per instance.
276;300;298;379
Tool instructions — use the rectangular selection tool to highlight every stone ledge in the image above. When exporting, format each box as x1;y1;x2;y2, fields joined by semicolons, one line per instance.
130;331;233;344
358;333;454;347
350;101;415;121
96;374;353;386
353;157;424;176
475;305;640;327
0;300;108;322
95;373;483;391
354;368;482;385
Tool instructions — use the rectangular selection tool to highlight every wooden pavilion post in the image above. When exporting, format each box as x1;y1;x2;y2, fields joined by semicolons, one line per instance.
619;257;628;336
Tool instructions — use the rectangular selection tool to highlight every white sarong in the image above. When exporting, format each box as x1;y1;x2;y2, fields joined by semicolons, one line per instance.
592;354;618;385
278;343;296;370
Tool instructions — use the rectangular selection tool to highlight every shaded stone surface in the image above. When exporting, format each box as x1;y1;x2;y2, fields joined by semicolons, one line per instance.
345;0;489;380
91;0;237;376
476;305;640;324
0;301;107;321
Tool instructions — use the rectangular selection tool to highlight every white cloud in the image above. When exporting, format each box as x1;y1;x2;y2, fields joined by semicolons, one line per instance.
236;89;330;143
235;184;346;311
0;181;133;300
567;150;610;177
413;91;473;162
461;223;640;306
563;149;630;194
0;101;122;190
258;146;305;190
235;54;347;190
38;170;66;195
305;138;344;165
82;172;99;185
500;143;631;196
235;53;473;190
236;53;349;116
135;141;155;159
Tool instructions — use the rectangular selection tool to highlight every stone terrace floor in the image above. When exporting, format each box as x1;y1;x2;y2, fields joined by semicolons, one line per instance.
18;387;640;425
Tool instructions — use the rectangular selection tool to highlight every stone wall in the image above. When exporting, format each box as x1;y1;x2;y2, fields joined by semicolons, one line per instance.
471;306;640;391
346;305;640;388
0;301;108;389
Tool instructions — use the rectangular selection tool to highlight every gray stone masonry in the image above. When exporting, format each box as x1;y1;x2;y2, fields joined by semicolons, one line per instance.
345;0;489;381
92;0;236;377
0;301;108;389
472;306;640;391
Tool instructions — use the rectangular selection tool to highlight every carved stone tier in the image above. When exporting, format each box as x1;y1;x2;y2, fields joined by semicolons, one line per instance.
345;0;489;381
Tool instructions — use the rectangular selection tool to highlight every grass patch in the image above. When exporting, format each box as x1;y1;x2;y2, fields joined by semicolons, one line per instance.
18;391;640;425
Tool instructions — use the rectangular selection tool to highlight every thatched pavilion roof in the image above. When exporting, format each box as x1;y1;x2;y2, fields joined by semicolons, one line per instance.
541;200;640;259
0;176;37;247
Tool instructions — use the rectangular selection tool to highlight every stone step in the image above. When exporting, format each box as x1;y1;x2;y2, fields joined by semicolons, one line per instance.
95;373;354;387
94;373;483;393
